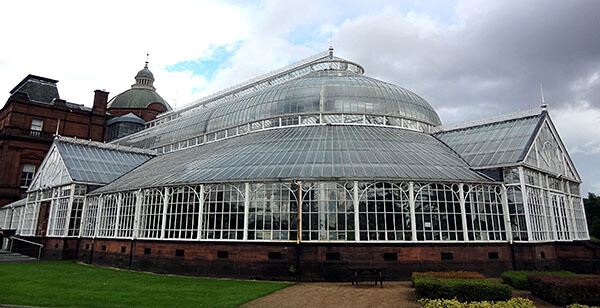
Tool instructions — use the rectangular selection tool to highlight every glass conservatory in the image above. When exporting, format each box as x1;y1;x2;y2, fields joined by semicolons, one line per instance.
11;50;589;245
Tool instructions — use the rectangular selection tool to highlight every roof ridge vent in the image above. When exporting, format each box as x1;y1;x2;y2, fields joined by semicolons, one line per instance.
434;108;542;133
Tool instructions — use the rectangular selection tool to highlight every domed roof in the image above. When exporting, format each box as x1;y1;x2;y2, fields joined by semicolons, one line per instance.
107;62;172;111
107;88;172;110
113;67;440;150
204;70;441;132
136;67;154;80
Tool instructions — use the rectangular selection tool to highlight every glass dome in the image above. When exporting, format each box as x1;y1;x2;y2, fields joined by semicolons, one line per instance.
113;63;441;150
205;70;441;132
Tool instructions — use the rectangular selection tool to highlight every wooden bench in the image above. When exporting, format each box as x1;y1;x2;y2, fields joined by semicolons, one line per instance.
348;267;386;288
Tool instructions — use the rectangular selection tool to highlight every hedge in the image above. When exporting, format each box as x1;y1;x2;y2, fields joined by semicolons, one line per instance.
419;298;535;308
501;270;576;290
412;271;486;288
567;305;600;308
413;271;486;280
528;274;600;306
413;276;512;302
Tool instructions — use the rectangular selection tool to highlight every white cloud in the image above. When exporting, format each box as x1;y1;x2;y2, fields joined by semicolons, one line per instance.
2;0;600;191
0;0;250;107
551;102;600;155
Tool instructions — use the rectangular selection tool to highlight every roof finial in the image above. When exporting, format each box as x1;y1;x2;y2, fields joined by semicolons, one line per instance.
328;45;334;58
539;83;548;110
145;53;149;69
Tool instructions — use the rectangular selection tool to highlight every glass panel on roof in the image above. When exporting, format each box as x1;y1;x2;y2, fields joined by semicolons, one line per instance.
94;126;485;194
435;115;541;168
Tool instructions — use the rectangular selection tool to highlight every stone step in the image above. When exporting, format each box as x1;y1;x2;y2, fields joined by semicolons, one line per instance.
0;254;33;259
0;250;37;263
0;258;37;264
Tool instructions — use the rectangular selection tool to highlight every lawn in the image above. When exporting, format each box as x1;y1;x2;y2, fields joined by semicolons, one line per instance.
0;261;291;308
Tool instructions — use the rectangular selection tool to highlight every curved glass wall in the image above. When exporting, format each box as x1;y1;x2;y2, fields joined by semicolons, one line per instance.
15;179;582;243
14;178;589;243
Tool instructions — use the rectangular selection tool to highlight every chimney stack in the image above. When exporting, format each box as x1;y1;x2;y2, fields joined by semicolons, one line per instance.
92;89;109;115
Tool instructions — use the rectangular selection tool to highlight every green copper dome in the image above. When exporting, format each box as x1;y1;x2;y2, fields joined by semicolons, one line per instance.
107;62;172;111
136;67;154;80
107;88;172;110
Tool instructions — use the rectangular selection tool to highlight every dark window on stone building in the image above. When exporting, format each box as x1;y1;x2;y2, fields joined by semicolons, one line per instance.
85;244;90;250
384;253;398;261
176;249;185;257
144;248;151;255
217;251;229;259
101;245;107;251
268;252;282;260
488;252;499;259
20;164;36;188
540;251;546;259
326;252;340;261
121;246;127;253
441;252;453;260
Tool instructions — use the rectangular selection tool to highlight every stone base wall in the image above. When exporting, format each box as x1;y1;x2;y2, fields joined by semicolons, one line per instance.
11;237;600;281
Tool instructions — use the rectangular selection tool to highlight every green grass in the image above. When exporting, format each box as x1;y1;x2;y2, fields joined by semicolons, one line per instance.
0;261;292;308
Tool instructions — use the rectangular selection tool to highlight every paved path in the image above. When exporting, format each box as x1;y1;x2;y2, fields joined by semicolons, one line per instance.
242;281;420;308
242;281;560;308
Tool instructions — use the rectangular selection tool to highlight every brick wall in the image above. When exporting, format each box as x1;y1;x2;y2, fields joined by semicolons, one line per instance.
14;237;598;280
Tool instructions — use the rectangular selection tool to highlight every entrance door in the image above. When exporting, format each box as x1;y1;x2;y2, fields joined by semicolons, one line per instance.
36;201;51;237
550;193;569;240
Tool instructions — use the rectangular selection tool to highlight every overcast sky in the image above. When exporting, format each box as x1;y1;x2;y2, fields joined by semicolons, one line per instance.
1;0;599;193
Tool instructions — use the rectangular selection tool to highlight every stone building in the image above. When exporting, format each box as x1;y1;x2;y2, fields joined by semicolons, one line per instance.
0;63;170;206
0;75;108;206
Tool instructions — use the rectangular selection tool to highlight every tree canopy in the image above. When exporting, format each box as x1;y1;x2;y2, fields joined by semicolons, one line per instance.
584;193;600;239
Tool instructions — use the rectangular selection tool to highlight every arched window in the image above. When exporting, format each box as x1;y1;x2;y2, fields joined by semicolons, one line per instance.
358;182;409;241
138;188;164;239
248;183;298;241
414;183;462;241
202;184;245;240
302;182;354;241
165;186;200;239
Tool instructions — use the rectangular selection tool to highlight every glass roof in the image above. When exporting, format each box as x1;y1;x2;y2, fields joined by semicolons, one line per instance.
55;139;153;184
434;114;543;167
95;125;487;194
112;70;441;150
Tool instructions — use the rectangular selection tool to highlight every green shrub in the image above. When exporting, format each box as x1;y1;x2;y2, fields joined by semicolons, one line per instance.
413;271;486;280
567;305;600;308
501;270;576;289
419;298;535;308
528;274;600;306
412;271;486;287
413;276;512;302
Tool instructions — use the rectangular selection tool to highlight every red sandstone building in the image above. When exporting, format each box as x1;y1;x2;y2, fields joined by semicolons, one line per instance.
0;63;171;206
0;75;109;206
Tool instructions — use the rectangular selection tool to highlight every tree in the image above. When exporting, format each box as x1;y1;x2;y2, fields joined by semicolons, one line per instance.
583;192;600;239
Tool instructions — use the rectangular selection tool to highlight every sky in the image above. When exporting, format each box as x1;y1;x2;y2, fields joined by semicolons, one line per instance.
1;0;599;193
